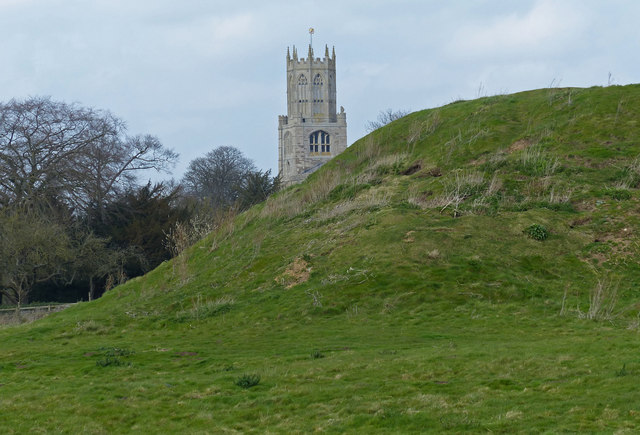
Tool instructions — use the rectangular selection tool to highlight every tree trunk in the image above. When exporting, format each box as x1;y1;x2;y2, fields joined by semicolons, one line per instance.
88;277;94;301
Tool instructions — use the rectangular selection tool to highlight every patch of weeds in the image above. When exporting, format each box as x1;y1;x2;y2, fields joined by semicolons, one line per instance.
613;157;640;188
523;224;549;241
375;160;405;176
95;347;134;368
96;356;128;367
615;363;628;377
518;145;559;176
235;373;260;389
310;350;325;359
579;278;619;321
606;188;631;201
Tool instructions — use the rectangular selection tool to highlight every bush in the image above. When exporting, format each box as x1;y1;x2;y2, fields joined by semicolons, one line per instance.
524;224;549;241
235;373;261;389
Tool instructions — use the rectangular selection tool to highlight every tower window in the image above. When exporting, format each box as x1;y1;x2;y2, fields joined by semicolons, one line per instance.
309;130;330;145
313;74;324;86
298;74;308;85
309;131;330;155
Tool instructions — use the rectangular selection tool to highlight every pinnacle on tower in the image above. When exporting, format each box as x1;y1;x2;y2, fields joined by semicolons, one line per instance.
293;46;298;61
308;44;314;61
287;46;291;61
332;46;336;60
325;45;329;59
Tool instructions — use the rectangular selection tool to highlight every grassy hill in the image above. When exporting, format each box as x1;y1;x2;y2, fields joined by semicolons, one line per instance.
2;84;640;433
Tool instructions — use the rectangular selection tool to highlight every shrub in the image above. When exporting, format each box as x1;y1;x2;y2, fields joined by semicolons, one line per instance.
235;373;261;389
524;224;549;241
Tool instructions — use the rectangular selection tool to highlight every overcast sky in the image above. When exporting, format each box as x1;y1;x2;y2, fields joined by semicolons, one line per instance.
1;0;638;179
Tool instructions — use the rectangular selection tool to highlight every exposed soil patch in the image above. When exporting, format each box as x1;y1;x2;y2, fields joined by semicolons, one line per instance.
402;161;422;175
175;351;199;357
276;258;311;289
573;201;596;212
470;157;486;166
508;139;533;153
427;167;442;177
569;217;592;228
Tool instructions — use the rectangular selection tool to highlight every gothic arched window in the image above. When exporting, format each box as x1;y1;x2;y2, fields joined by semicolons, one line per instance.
313;74;324;103
297;74;308;103
309;130;331;154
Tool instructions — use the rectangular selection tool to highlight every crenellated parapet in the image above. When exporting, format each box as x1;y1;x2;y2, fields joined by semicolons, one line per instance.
286;44;336;68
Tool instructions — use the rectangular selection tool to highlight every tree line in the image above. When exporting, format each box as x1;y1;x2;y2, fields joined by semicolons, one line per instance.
0;97;278;306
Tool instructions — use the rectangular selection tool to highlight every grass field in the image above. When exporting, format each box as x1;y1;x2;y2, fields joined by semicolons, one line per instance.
2;84;640;433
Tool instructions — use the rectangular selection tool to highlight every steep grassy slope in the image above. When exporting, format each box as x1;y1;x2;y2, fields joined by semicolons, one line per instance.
2;85;640;433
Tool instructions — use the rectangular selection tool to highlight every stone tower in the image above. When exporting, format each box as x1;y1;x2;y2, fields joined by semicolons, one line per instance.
278;43;347;186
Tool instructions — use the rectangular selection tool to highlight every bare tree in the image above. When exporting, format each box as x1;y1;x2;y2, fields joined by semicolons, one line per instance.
365;108;411;132
0;96;178;221
182;146;256;209
0;97;120;210
75;134;178;225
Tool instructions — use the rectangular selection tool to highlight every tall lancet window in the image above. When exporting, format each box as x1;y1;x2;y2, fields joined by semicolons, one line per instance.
297;74;308;103
312;74;324;103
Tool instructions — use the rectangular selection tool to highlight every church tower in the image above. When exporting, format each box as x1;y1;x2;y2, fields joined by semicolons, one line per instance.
278;42;347;186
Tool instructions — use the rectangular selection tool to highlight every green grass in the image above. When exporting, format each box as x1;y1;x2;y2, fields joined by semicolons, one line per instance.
2;84;640;432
